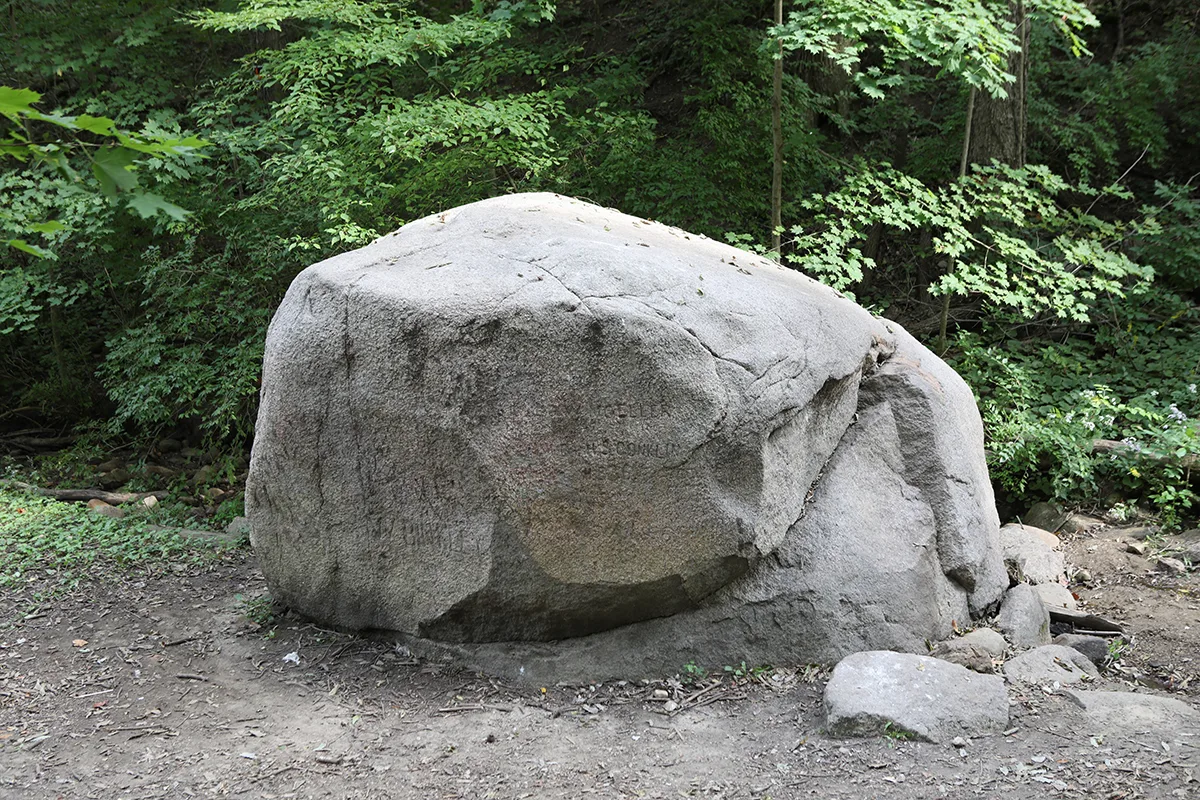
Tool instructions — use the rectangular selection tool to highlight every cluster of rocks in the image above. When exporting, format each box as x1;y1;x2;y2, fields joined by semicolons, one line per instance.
821;516;1200;744
1026;499;1199;574
80;446;247;520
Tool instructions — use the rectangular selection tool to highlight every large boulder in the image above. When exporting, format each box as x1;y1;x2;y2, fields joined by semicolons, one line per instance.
248;193;1006;680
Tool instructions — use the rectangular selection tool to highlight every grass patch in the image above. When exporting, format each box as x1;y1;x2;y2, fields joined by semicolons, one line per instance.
0;486;242;604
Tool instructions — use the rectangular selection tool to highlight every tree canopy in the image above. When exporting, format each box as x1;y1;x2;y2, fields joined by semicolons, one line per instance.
1;0;1197;524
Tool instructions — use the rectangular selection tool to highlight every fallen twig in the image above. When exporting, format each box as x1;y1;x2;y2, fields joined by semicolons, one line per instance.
0;479;167;505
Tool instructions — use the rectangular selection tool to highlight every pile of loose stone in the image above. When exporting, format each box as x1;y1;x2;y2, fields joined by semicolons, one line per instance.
822;518;1199;744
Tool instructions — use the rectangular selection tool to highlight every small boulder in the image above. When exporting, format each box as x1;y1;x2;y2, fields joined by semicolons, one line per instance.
1060;513;1103;534
156;438;183;453
1003;644;1098;687
225;516;251;539
1034;582;1077;610
1120;525;1157;541
97;457;124;473
931;628;1007;673
931;641;994;673
959;627;1007;656
191;464;216;487
1062;689;1200;747
1052;634;1109;668
86;499;126;520
1156;556;1187;575
997;584;1051;647
1022;502;1068;533
999;523;1065;585
98;468;131;491
824;651;1009;743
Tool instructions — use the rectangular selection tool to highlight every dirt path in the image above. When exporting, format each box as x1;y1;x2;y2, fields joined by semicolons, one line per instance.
2;528;1198;800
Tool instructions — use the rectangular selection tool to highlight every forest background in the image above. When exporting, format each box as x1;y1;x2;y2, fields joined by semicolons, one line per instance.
1;0;1197;531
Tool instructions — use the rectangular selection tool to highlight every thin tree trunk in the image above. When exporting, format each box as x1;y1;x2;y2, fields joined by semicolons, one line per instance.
940;87;977;352
967;0;1028;169
770;0;783;254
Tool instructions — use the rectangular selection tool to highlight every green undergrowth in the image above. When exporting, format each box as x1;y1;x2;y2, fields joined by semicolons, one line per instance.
0;486;243;606
951;306;1200;528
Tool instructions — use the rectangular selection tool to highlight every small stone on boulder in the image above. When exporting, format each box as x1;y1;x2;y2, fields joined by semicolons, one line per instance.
1003;644;1098;686
824;651;1009;743
997;584;1051;647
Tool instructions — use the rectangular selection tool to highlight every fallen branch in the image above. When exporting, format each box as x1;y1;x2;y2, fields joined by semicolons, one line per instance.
1092;439;1198;469
1046;606;1124;634
0;479;167;505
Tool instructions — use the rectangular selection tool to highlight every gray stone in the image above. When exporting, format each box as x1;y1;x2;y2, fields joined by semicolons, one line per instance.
98;468;131;491
248;193;1007;680
824;651;1009;743
1060;513;1104;534
1052;634;1109;668
1120;525;1157;541
225;516;251;539
959;627;1007;656
1003;644;1098;686
999;523;1065;585
997;584;1051;647
1021;501;1068;533
930;641;994;673
86;499;126;520
1034;582;1077;610
1061;689;1200;746
1156;556;1187;574
931;628;1006;673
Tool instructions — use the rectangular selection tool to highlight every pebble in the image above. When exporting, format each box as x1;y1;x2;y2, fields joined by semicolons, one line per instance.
951;736;967;748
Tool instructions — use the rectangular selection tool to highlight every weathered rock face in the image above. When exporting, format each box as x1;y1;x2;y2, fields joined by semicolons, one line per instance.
248;193;1006;679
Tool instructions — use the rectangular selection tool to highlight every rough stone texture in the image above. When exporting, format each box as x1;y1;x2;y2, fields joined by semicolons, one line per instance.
997;584;1051;648
248;193;1007;679
824;651;1009;743
1052;634;1109;668
1034;582;1077;610
1061;690;1200;746
999;523;1065;585
960;628;1008;656
930;641;994;673
1002;644;1098;686
1021;502;1068;533
931;628;1007;673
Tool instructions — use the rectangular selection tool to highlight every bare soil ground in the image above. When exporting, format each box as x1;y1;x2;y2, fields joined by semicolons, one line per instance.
2;524;1198;800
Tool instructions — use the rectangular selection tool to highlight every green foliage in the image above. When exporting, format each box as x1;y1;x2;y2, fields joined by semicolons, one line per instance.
0;85;208;257
774;0;1096;99
786;160;1152;321
952;308;1200;527
0;486;235;603
235;592;278;628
